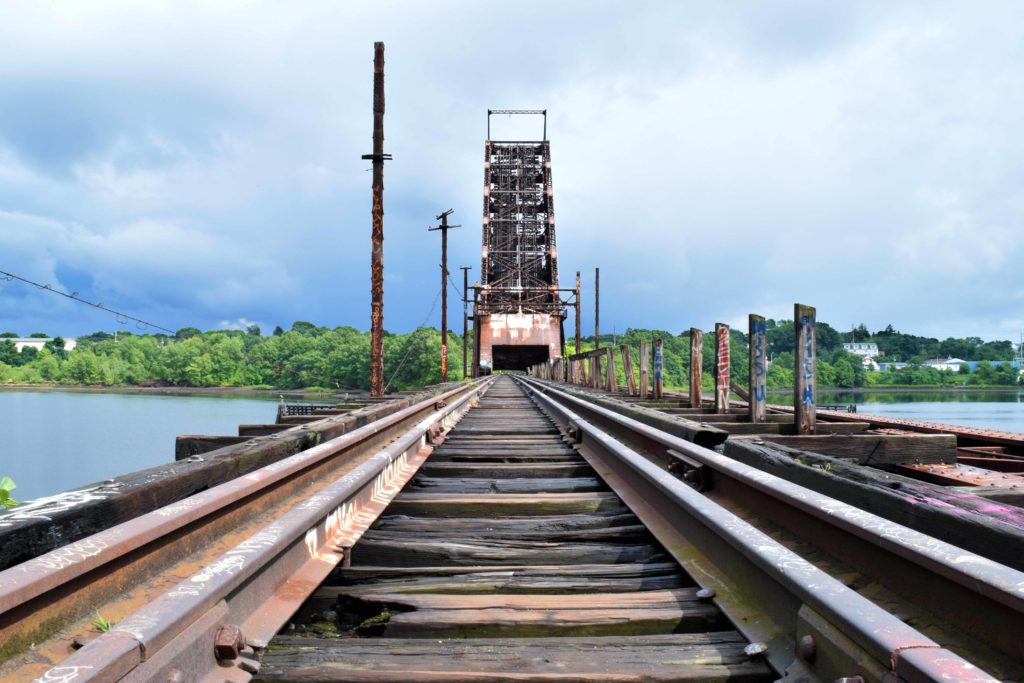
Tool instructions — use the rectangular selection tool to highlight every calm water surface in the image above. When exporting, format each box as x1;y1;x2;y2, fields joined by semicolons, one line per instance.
819;389;1024;433
0;390;276;502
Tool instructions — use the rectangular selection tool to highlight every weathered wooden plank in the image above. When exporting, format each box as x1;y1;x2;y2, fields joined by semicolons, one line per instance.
409;476;604;494
362;524;649;543
174;435;251;460
893;463;1024;487
238;423;291;436
329;565;688;595
417;462;592;478
256;633;772;682
383;492;626;517
751;434;957;465
372;512;641;534
337;588;699;611
705;421;870;435
723;439;1024;571
379;603;726;638
351;538;663;566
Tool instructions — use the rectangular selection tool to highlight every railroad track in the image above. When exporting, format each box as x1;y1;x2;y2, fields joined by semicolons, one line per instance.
4;376;1022;681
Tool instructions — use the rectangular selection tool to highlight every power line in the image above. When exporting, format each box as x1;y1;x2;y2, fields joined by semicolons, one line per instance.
383;285;444;393
0;269;175;334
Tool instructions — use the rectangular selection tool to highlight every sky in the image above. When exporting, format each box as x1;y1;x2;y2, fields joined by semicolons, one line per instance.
1;1;1023;343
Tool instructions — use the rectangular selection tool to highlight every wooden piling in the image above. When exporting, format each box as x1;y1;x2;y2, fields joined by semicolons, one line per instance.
749;314;767;423
639;341;650;399
714;323;730;414
621;345;637;395
689;328;702;409
605;347;617;392
653;338;664;400
795;303;816;435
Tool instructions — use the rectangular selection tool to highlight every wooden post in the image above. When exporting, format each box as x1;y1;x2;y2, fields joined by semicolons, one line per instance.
653;338;664;399
365;42;390;397
689;328;703;409
639;340;650;399
714;323;730;414
605;347;617;392
621;345;637;395
575;271;581;354
749;314;767;423
589;356;598;389
795;303;817;435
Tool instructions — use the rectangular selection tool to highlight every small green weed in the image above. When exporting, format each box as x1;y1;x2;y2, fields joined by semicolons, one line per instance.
92;612;113;633
0;475;19;509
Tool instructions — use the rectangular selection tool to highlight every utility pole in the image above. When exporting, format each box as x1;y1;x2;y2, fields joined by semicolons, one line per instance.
461;266;471;379
362;42;391;397
594;267;600;350
429;209;460;382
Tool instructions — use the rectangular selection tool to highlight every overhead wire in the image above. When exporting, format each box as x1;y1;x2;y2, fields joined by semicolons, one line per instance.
383;285;443;393
0;269;175;334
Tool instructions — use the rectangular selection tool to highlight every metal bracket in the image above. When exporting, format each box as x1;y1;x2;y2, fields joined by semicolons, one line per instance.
565;422;583;444
667;449;711;492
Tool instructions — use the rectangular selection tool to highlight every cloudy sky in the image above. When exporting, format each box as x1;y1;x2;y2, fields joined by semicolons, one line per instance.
2;1;1022;342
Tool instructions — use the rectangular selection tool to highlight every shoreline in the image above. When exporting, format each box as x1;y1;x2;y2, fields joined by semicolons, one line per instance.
0;383;353;400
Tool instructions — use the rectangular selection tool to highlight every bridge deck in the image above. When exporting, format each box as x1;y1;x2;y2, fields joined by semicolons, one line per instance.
258;376;771;681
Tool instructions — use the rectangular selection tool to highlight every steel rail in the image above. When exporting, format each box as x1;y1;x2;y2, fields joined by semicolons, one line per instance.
0;379;490;681
29;377;494;682
520;378;1024;617
516;376;1007;682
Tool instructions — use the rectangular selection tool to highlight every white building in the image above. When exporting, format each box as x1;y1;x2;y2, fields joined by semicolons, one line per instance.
5;338;77;352
842;342;880;358
922;357;966;372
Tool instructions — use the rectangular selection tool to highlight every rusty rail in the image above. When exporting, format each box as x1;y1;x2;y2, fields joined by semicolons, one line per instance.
517;375;1021;681
0;379;491;681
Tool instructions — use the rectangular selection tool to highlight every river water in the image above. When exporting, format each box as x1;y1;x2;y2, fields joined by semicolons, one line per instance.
0;390;277;503
819;389;1024;433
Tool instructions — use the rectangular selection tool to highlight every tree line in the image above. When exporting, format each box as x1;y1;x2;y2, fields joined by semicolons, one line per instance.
0;319;1019;391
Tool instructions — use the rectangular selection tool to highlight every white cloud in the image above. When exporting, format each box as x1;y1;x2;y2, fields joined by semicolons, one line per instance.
0;1;1022;340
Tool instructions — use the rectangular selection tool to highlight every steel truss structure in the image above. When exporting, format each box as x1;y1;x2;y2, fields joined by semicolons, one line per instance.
478;111;566;316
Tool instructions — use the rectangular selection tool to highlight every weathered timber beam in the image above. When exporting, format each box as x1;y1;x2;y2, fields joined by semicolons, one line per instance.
174;435;252;461
743;434;957;465
722;439;1024;571
703;421;870;435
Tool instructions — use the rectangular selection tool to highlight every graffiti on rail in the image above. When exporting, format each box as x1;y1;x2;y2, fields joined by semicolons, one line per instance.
32;665;95;683
20;536;109;573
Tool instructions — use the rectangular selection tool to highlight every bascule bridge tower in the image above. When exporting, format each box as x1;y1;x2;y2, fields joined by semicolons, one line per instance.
474;109;567;374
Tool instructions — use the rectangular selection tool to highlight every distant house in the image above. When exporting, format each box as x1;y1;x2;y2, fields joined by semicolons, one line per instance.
842;342;880;358
7;338;77;352
922;357;967;372
877;362;908;372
